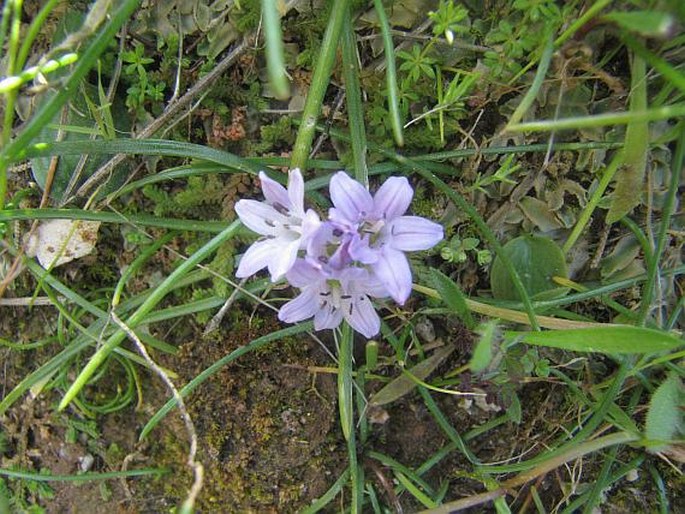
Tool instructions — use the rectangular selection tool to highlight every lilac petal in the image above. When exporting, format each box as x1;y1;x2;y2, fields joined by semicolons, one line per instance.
235;199;286;236
345;295;380;338
349;234;379;264
286;259;323;288
236;239;277;278
363;274;390;299
373;176;413;220
278;289;319;323
373;248;413;305
259;171;290;209
387;216;444;251
267;237;300;281
287;168;305;215
314;304;343;331
329;172;373;223
300;209;322;246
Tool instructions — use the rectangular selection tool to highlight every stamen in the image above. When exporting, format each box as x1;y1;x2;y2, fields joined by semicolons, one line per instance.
341;294;352;300
320;291;331;297
265;219;276;227
333;228;343;237
273;202;289;215
318;255;329;264
349;303;353;315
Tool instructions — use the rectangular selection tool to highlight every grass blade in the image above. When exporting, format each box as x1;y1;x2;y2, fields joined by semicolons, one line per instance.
290;0;348;170
372;0;403;146
341;6;368;185
0;208;228;233
607;54;647;222
262;0;289;100
513;326;683;354
58;220;242;410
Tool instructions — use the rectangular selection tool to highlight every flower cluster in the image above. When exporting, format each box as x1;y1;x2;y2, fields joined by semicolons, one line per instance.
235;169;443;338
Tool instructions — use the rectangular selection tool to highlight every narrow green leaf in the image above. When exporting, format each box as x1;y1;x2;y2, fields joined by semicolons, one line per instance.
431;269;476;329
0;208;228;233
506;33;554;129
23;138;260;175
341;7;368;185
470;321;498;372
395;472;438;509
262;0;289;99
603;10;674;38
607;54;647;223
516;326;683;354
373;0;403;146
369;345;454;406
644;374;684;453
290;0;348;170
507;103;685;132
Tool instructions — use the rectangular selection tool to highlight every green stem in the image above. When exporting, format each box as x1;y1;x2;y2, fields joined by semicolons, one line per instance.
0;207;229;233
373;0;403;146
290;0;348;170
341;6;368;186
0;467;167;482
338;323;361;512
507;103;685;132
562;150;623;255
262;0;289;100
506;33;554;129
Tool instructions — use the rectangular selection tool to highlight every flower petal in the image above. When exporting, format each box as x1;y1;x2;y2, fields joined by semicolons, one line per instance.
314;303;343;331
278;289;319;323
373;176;413;219
387;216;444;251
287;168;305;215
329;172;373;223
373;248;413;305
267;237;300;281
235;199;286;236
348;234;379;264
300;209;321;247
345;295;380;338
259;171;289;209
236;239;278;278
286;259;323;288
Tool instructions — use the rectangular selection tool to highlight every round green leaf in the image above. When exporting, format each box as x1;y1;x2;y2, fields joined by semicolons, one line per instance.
490;235;569;301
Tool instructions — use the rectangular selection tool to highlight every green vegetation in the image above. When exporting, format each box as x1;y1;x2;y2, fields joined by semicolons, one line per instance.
0;0;683;512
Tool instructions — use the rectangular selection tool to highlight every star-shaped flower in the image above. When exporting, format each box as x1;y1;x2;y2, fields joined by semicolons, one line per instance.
278;258;386;338
235;168;320;281
328;172;443;304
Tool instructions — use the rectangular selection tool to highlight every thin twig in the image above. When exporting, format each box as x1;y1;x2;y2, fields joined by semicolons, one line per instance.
110;312;204;512
203;277;248;336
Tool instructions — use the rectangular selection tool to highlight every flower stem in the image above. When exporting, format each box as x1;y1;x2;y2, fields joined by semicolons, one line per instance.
290;0;348;171
338;323;361;512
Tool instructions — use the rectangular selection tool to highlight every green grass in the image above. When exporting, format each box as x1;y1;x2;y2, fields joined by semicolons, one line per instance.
0;0;683;512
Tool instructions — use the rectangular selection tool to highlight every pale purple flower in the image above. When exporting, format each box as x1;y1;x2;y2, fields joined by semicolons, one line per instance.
328;172;443;304
234;168;320;281
278;258;386;338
